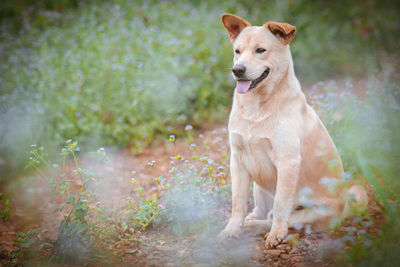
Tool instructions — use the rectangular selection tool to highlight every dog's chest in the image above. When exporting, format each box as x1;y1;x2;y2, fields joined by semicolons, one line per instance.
230;129;277;189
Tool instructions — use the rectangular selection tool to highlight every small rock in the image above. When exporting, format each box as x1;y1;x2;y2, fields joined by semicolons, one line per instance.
155;245;175;252
290;247;300;254
291;255;303;262
126;249;138;255
280;254;290;259
266;249;284;256
303;239;312;247
146;255;158;261
277;244;290;251
137;250;144;256
177;249;187;258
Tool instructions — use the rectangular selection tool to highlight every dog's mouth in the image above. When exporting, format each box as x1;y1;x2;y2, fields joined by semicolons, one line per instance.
235;68;270;94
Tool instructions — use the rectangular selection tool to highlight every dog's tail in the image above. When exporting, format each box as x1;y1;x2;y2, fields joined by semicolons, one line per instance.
343;185;368;217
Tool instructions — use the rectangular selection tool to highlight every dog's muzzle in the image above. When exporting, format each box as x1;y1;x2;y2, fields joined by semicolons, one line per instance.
249;68;270;90
235;68;270;94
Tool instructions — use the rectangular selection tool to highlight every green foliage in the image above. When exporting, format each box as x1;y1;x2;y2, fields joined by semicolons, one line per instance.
0;0;233;170
26;140;163;263
1;0;399;171
163;129;230;236
312;75;400;266
27;141;99;262
0;0;80;32
0;196;11;221
18;128;232;263
5;228;50;265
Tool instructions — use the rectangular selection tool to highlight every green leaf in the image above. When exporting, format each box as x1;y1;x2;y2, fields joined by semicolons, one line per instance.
74;209;86;221
100;206;111;213
82;177;90;184
66;194;75;204
73;202;83;211
59;202;67;211
76;223;88;234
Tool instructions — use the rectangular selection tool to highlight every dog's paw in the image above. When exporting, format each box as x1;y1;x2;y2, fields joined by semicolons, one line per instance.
244;211;260;222
265;226;288;248
217;224;242;243
244;219;272;235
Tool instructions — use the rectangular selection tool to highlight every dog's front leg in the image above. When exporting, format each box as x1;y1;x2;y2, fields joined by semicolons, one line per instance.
217;155;251;241
265;158;300;248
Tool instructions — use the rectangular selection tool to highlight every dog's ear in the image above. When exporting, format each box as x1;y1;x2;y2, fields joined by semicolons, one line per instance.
221;13;251;43
264;21;296;45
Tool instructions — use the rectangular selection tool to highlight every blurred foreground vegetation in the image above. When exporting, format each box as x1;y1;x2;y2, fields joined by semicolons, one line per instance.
0;0;399;266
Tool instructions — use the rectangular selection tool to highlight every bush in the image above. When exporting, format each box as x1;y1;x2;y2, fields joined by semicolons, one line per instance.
1;0;399;170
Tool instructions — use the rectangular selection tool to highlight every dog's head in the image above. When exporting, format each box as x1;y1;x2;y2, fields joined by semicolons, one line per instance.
222;14;296;94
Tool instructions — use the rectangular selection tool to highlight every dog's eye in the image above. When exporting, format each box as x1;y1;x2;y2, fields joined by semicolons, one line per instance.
235;49;240;54
256;48;266;54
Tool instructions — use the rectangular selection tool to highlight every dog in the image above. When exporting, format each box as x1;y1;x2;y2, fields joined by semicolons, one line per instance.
217;14;367;248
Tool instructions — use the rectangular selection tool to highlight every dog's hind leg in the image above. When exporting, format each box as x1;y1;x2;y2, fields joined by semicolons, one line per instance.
244;204;337;236
244;218;273;235
287;204;337;228
243;183;274;235
245;182;274;221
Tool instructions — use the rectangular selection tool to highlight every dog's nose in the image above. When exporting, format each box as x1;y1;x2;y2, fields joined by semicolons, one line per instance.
232;64;246;77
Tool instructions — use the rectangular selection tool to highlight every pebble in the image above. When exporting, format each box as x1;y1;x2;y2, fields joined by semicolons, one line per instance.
155;245;175;252
137;250;144;256
177;249;187;258
146;255;159;261
126;249;138;255
290;247;300;254
266;249;284;256
293;233;300;239
277;244;290;251
281;254;290;259
291;255;303;262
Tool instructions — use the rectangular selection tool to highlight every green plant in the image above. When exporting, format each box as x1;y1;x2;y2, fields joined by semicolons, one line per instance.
26;141;102;261
0;197;11;221
161;130;231;236
25;140;164;262
91;173;164;249
5;228;51;265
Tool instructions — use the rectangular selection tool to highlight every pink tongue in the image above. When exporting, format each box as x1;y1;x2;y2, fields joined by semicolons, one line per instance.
235;80;251;94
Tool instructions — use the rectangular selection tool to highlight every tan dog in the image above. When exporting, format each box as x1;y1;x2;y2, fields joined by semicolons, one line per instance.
217;14;367;248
